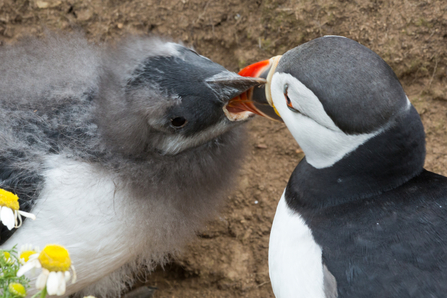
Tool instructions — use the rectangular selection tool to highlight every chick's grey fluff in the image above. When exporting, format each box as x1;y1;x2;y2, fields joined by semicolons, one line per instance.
0;33;246;297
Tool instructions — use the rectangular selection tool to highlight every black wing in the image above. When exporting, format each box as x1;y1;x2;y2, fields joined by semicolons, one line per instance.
310;170;447;297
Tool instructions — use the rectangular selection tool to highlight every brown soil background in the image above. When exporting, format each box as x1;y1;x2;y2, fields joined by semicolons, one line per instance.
1;0;446;297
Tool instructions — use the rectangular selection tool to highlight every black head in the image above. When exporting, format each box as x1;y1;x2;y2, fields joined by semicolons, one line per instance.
127;46;249;137
277;36;408;134
266;36;425;170
98;40;263;157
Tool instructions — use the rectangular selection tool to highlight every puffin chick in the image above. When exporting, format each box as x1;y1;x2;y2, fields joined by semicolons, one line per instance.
231;36;447;298
0;33;264;297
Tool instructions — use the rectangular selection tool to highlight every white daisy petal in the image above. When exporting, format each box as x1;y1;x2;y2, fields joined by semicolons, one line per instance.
56;272;66;296
17;259;40;277
18;210;36;220
15;211;22;228
71;265;77;283
28;253;39;261
19;244;34;259
46;271;60;295
13;210;17;225
35;269;50;290
64;271;71;282
1;207;15;230
19;252;41;266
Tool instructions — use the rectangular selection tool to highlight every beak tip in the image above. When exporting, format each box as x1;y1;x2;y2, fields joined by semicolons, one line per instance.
225;56;283;122
206;72;267;101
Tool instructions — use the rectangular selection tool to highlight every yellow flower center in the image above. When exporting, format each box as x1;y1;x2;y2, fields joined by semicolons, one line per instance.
38;244;71;272
2;251;13;264
19;250;36;263
8;283;26;298
0;189;19;211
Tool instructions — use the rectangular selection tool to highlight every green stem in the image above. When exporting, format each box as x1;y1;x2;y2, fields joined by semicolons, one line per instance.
40;287;47;298
30;290;42;298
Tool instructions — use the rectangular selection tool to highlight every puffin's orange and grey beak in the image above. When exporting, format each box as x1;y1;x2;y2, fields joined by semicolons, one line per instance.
225;56;283;122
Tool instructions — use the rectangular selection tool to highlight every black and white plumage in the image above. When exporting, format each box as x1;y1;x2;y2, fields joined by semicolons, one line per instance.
238;36;447;297
0;33;263;297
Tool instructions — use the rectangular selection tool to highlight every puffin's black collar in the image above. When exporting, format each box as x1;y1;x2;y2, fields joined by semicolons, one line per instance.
285;106;425;212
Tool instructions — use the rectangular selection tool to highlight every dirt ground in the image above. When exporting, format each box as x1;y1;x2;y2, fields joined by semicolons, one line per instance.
1;0;446;297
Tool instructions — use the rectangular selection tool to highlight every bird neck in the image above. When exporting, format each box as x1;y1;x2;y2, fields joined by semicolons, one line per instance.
285;106;426;212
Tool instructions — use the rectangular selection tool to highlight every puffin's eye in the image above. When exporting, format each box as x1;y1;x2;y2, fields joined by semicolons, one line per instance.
284;85;299;113
170;117;188;128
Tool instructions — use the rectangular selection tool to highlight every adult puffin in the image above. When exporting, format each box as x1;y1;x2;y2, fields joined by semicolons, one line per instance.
229;36;447;298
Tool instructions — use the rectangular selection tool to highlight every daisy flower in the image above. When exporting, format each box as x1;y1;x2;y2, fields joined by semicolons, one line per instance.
0;188;36;230
2;251;14;265
17;244;76;296
18;244;40;265
8;282;27;298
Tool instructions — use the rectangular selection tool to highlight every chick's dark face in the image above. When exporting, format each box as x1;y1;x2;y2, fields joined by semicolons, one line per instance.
126;45;263;155
163;50;230;135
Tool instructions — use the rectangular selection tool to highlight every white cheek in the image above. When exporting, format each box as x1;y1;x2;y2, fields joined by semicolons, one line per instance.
273;73;339;131
271;73;380;169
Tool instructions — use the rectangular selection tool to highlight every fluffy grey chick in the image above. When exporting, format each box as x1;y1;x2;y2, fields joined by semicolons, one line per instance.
0;33;263;297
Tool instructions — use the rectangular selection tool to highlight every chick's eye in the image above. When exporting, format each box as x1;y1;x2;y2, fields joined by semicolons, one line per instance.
170;117;188;128
284;85;299;113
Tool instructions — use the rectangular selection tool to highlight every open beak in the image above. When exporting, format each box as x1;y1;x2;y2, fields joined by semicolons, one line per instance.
224;56;282;122
206;73;267;122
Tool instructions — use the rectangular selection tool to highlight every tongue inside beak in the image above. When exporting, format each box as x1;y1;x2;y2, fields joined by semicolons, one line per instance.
224;56;282;122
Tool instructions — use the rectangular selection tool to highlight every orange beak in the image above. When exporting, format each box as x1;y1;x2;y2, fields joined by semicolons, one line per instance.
225;56;282;122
